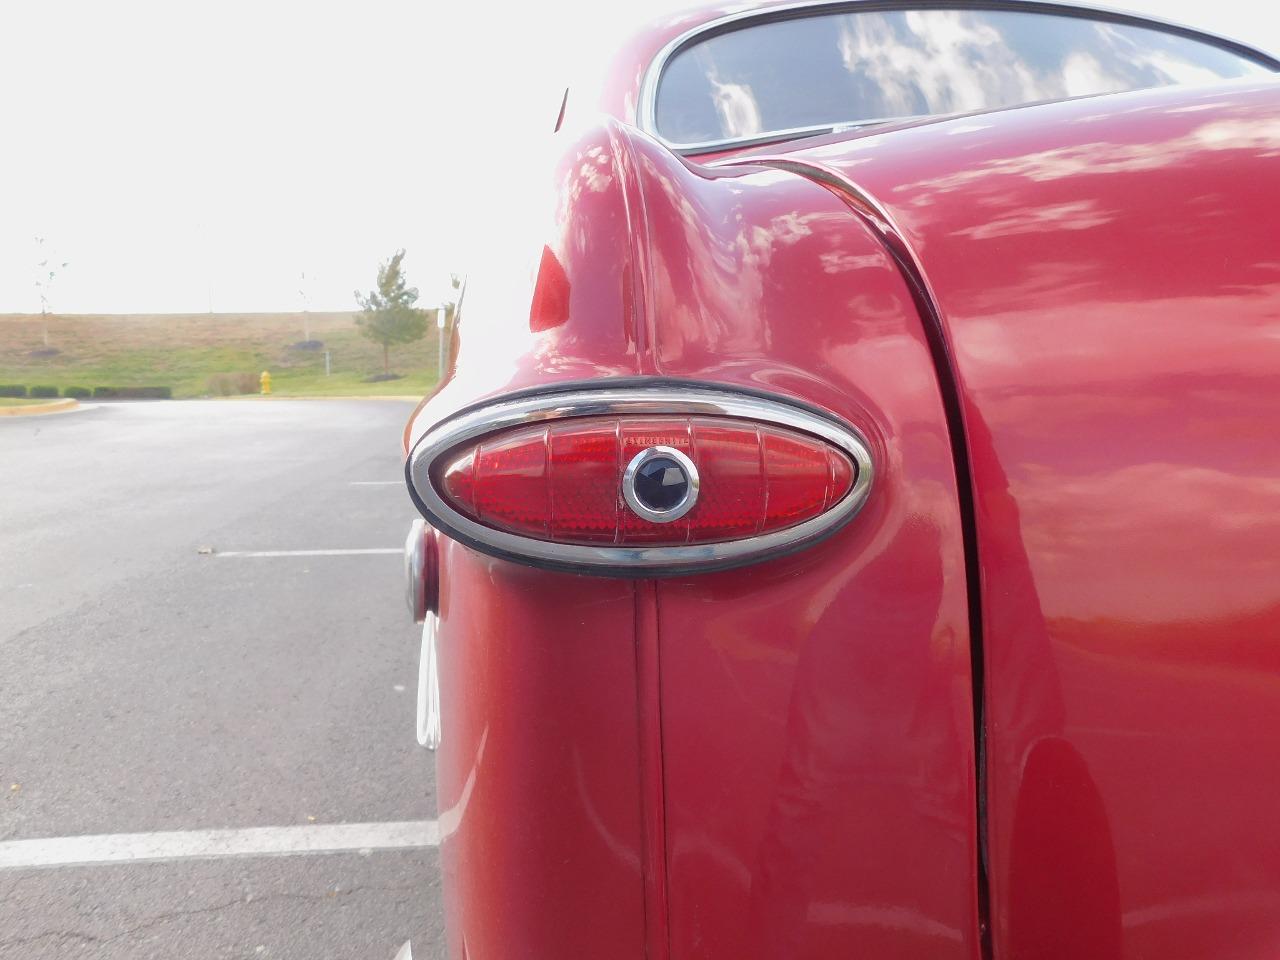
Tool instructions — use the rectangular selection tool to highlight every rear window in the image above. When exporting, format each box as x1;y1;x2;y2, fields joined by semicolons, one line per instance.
653;8;1273;149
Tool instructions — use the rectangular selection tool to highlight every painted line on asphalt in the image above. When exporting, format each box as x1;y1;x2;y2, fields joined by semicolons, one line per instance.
214;548;401;558
350;480;403;486
0;820;440;870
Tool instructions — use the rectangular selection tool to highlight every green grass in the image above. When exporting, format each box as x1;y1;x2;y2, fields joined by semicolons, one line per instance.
260;370;435;397
0;312;440;399
0;397;58;406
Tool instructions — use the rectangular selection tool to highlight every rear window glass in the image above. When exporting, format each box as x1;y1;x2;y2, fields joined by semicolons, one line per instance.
654;8;1272;148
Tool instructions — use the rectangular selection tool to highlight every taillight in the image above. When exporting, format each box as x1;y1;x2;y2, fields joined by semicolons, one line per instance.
407;387;873;576
435;417;854;545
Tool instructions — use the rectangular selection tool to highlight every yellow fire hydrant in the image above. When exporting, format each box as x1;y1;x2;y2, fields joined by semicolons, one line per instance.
260;370;272;395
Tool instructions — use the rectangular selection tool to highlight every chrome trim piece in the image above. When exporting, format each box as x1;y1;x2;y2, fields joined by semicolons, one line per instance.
637;0;1280;155
646;117;930;157
405;519;427;623
622;445;701;523
416;613;441;750
407;385;874;576
652;123;858;157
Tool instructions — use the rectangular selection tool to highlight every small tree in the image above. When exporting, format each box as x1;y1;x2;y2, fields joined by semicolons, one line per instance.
354;250;428;374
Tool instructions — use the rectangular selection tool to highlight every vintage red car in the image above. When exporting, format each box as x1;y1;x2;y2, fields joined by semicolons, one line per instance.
402;2;1280;957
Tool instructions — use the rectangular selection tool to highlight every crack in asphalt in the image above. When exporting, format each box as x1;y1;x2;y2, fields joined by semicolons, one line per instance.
0;884;423;949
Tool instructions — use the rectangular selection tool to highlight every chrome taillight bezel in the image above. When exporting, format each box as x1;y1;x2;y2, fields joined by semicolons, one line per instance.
405;384;874;577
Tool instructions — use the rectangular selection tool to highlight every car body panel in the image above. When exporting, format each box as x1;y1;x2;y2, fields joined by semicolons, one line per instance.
632;138;981;958
755;77;1280;956
414;122;983;958
417;121;655;959
433;540;649;957
409;2;1280;956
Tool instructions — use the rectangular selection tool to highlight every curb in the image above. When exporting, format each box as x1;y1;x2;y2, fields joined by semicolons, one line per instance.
0;398;79;418
220;395;422;402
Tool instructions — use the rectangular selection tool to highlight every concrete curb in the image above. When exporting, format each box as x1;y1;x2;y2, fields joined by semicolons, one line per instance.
219;395;422;402
0;398;79;417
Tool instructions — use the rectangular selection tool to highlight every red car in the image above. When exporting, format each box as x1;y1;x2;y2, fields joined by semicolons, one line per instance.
403;2;1280;957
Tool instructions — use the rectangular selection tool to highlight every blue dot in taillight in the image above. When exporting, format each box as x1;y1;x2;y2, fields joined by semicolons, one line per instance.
633;456;690;512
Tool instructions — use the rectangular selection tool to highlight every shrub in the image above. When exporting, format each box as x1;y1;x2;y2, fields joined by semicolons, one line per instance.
92;386;172;399
63;386;91;399
0;385;26;398
206;373;234;396
29;386;58;399
206;372;260;396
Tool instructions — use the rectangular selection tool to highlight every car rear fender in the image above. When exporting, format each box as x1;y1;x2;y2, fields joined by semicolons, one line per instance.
416;118;983;960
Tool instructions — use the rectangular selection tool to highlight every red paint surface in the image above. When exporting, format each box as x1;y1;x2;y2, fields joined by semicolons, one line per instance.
433;541;647;958
768;78;1280;957
409;5;1280;956
416;119;980;958
631;137;981;960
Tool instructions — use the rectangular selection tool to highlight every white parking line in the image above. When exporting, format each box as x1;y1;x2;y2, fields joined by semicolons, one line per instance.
0;820;440;870
214;548;401;558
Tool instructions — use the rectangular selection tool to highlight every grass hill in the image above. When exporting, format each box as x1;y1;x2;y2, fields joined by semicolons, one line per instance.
0;312;440;398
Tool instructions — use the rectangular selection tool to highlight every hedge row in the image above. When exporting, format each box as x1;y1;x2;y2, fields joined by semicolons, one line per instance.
206;371;260;396
0;385;171;399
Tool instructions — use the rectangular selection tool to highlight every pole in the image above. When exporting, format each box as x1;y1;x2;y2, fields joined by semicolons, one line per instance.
437;307;446;378
324;351;331;376
300;270;310;342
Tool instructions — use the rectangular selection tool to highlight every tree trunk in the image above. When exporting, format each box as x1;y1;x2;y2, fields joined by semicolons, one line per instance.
383;342;389;374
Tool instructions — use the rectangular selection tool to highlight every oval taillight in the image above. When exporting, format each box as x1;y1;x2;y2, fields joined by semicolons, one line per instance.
435;417;854;546
408;387;873;576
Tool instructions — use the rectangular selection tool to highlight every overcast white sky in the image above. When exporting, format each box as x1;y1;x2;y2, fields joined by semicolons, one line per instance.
0;0;1276;313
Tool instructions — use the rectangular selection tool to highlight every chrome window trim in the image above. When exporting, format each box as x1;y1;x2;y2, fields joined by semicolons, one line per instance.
622;445;701;523
406;385;874;577
645;120;915;157
638;0;1280;156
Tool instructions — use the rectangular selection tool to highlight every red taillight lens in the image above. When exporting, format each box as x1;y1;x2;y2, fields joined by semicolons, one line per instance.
436;416;855;546
409;387;875;575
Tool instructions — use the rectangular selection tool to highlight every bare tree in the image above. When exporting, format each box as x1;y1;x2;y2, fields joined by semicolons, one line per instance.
33;236;69;349
298;269;312;343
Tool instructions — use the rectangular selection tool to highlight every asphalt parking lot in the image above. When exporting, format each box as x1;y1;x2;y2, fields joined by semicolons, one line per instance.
0;400;444;959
